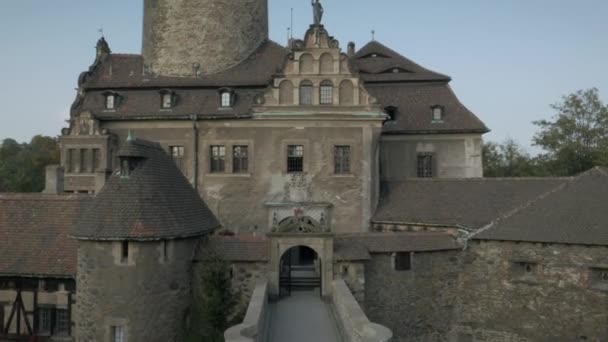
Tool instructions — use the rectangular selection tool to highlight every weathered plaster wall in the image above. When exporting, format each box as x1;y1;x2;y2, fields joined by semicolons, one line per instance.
381;134;483;179
75;239;196;342
364;251;461;342
452;240;608;342
142;0;268;76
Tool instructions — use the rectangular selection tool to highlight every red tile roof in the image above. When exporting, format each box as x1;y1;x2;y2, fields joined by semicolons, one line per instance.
0;194;89;277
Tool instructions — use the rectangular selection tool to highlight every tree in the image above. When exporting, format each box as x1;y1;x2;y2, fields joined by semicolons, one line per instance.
533;88;608;176
483;138;543;177
0;135;60;192
188;256;235;342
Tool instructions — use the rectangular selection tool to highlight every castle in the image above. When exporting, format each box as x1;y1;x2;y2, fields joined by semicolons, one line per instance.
1;1;607;341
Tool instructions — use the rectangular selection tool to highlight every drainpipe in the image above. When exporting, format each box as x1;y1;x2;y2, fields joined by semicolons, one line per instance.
191;114;199;191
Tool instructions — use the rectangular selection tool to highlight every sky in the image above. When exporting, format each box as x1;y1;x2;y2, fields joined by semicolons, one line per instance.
0;0;607;154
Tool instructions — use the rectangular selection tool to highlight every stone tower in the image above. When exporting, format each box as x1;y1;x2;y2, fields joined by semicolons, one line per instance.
71;138;219;342
142;0;269;76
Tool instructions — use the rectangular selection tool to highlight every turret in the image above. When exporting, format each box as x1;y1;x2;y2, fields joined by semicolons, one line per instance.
71;138;220;342
142;0;269;76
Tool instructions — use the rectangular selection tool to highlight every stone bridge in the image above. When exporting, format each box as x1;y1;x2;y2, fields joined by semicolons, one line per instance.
224;279;393;342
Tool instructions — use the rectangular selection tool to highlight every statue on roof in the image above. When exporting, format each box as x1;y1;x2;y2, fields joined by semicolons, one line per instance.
312;0;323;26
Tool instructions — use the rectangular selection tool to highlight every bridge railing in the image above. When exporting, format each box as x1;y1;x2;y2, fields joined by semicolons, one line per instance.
332;279;393;342
224;280;269;342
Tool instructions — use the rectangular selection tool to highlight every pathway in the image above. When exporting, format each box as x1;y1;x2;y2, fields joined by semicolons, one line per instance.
268;290;343;342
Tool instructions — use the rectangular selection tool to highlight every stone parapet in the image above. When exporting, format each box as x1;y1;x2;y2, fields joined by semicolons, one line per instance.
332;279;393;342
224;280;269;342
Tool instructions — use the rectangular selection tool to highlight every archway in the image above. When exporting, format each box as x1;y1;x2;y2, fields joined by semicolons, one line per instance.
279;245;321;297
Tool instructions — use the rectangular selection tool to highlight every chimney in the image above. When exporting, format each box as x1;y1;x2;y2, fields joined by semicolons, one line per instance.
43;165;65;194
347;42;356;57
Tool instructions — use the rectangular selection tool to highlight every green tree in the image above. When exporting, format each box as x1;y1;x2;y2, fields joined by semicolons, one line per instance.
0;135;60;192
533;88;608;175
483;138;543;177
188;256;235;342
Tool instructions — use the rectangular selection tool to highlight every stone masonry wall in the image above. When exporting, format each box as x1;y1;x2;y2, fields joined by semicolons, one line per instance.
75;239;196;342
452;240;608;342
334;261;366;304
365;251;461;342
142;0;269;76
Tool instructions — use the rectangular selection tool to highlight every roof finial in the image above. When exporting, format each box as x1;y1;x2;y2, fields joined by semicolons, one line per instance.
372;29;376;41
127;130;135;142
98;26;104;38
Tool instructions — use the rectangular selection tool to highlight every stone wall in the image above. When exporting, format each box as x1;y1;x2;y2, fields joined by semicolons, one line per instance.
452;240;608;342
103;119;382;235
381;134;483;179
334;261;366;304
364;251;461;342
142;0;268;76
75;239;196;342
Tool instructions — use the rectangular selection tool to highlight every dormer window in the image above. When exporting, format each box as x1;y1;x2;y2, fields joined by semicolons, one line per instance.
432;106;444;122
103;91;120;110
219;88;235;108
160;90;176;109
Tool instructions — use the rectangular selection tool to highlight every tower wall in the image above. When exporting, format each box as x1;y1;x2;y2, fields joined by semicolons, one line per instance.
142;0;269;76
75;239;198;342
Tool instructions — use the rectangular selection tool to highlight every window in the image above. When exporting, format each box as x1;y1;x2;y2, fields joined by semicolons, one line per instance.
319;80;333;105
511;261;538;280
111;325;125;342
67;149;77;173
590;268;608;291
334;145;351;174
54;309;69;336
432;106;444;122
417;154;434;178
233;146;249;173
170;146;185;171
92;149;101;171
287;145;304;173
210;145;226;173
161;93;173;109
395;252;412;271
105;94;116;110
38;307;52;335
162;240;169;263
299;81;313;105
80;149;89;173
221;91;232;108
121;241;129;263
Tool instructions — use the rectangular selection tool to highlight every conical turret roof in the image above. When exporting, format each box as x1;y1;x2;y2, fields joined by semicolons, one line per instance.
72;138;220;241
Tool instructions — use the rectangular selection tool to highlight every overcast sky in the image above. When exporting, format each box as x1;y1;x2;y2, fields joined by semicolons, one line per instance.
0;0;606;154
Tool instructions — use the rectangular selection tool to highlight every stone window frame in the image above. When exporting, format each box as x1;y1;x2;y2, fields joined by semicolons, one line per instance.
204;140;254;177
319;80;334;105
589;267;608;292
113;241;136;267
169;145;185;172
510;260;540;284
330;140;357;177
299;80;314;105
281;139;310;175
416;153;435;178
105;318;129;342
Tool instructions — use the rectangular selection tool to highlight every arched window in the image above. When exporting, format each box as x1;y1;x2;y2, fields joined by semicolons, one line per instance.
221;91;233;108
319;80;334;105
279;80;294;105
299;80;313;105
319;53;334;74
339;80;354;105
299;53;314;74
